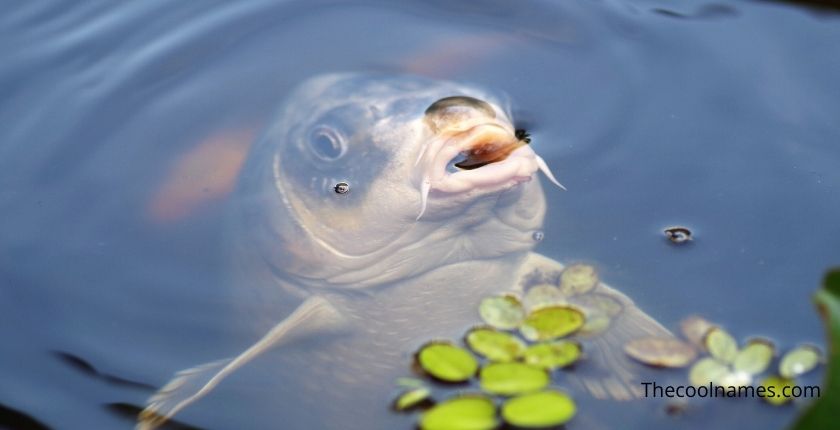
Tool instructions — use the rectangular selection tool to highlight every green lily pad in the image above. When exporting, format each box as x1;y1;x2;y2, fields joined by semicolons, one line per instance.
705;328;739;363
465;327;526;362
680;315;717;348
780;345;822;379
419;395;498;430
689;357;730;386
732;339;775;376
519;305;585;341
501;390;576;428
523;284;566;311
719;369;753;388
479;362;549;396
394;387;432;411
479;295;526;330
523;341;582;370
417;342;479;382
761;375;796;406
624;337;697;368
559;264;598;296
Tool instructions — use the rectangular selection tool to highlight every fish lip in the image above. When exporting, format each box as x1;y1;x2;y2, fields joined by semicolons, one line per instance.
420;122;539;194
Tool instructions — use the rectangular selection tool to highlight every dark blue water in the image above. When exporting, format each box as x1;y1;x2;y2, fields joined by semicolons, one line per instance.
1;0;839;429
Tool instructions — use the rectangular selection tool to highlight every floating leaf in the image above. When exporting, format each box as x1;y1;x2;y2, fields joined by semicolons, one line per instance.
571;293;623;318
761;375;796;406
523;284;566;311
680;315;717;348
502;390;576;428
479;295;525;330
689;357;730;386
465;327;526;362
559;264;598;296
576;314;611;337
417;342;479;382
523;341;582;370
790;269;840;429
780;345;822;379
719;370;752;388
624;337;697;368
705;328;738;363
519;306;585;342
732;339;775;376
394;387;431;411
396;377;426;388
419;395;497;430
479;362;549;396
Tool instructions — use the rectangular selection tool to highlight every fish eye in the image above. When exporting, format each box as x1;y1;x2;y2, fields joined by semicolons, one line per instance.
308;126;347;161
424;96;496;133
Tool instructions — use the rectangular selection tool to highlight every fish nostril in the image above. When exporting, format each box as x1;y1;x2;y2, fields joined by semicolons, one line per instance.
424;96;496;133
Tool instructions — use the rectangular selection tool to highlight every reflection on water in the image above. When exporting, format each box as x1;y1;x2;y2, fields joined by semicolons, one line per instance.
1;0;839;429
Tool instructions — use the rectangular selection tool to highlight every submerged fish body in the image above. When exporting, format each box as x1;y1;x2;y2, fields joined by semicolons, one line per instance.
140;74;671;429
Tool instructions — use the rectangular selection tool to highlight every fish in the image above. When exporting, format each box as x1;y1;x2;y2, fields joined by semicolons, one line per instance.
139;73;672;429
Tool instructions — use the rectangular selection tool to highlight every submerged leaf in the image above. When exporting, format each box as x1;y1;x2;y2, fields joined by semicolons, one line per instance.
523;341;582;370
523;284;566;311
479;295;525;330
479;362;549;396
689;357;730;386
732;339;775;376
394;387;432;411
624;337;697;368
576;314;611;337
779;345;822;379
465;327;526;362
417;342;479;382
419;395;497;430
571;293;623;318
761;375;796;406
559;264;598;296
519;306;585;342
502;390;576;428
705;328;739;363
680;315;717;348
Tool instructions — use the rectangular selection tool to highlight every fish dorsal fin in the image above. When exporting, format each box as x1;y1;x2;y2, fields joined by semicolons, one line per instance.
516;252;674;401
138;295;347;430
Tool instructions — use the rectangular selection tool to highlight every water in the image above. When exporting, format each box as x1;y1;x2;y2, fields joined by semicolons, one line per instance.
1;0;839;429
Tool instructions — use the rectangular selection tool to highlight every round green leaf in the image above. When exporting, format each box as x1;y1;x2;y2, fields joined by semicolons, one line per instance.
523;341;582;370
479;295;525;330
417;342;479;382
624;337;697;368
420;395;498;430
523;284;566;311
760;375;796;406
466;327;526;362
559;264;598;296
570;293;623;318
519;306;585;341
705;328;739;363
689;357;730;386
502;390;576;428
779;345;822;378
576;314;611;337
479;362;549;396
394;387;431;411
732;339;775;376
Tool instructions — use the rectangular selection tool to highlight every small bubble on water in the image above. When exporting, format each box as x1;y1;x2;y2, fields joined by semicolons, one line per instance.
532;230;544;242
664;226;692;244
334;182;350;194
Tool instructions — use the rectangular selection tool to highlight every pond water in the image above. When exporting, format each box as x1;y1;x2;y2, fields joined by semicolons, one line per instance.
1;0;839;429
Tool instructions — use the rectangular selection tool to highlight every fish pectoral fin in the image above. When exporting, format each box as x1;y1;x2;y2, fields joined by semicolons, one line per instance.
138;295;347;430
518;252;674;401
572;282;674;401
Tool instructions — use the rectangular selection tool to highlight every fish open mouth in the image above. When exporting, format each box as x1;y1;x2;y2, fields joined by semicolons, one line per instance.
415;121;564;219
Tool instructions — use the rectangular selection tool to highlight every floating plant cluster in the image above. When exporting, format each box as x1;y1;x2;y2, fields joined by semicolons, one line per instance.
393;263;827;429
394;264;602;430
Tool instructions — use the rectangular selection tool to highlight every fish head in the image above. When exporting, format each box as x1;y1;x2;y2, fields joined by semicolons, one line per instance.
237;73;559;288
